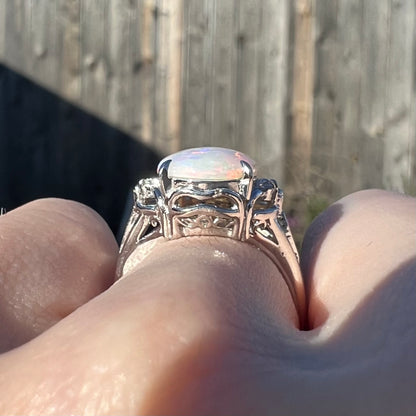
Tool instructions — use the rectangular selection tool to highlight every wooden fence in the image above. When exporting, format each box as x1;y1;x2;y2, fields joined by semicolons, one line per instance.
0;0;415;235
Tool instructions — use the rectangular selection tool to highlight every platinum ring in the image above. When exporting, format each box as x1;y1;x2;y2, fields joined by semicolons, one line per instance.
117;147;306;327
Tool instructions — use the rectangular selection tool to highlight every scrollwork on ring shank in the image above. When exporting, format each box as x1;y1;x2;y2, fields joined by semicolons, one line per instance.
117;161;306;328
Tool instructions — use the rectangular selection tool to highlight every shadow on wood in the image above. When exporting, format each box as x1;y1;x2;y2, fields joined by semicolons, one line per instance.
0;63;160;235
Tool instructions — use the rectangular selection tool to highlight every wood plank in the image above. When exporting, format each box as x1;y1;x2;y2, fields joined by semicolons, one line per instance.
56;0;81;100
80;0;109;118
382;0;416;193
152;0;183;154
312;0;391;198
235;0;262;158
332;0;363;194
182;0;243;151
152;0;167;150
128;0;182;155
310;0;338;195
164;0;183;153
3;0;30;70
130;0;157;147
31;1;59;89
360;0;390;139
181;0;292;179
209;0;238;149
287;0;314;188
409;12;416;196
79;0;118;202
358;0;390;190
181;0;211;148
257;0;292;181
106;0;132;125
0;1;6;58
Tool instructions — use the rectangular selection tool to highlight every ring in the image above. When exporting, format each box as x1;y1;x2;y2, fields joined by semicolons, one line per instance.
117;147;306;327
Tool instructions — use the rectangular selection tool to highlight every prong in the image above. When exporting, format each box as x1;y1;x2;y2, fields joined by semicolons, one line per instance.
270;178;279;188
133;183;141;205
154;187;172;238
276;188;284;213
157;159;172;195
240;159;254;179
239;160;255;200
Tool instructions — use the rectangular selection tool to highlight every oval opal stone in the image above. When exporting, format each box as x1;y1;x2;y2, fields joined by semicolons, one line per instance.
158;147;256;181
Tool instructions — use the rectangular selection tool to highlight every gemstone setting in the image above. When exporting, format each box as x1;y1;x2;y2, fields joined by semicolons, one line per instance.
158;147;256;181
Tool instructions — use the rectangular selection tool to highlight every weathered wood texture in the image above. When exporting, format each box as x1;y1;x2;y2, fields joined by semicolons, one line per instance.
0;0;415;232
0;0;183;153
312;0;416;199
179;0;292;180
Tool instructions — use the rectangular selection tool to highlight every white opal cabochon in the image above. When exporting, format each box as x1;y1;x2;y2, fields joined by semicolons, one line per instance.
157;147;256;181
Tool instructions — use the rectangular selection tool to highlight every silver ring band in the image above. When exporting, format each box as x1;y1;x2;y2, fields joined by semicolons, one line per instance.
117;147;306;327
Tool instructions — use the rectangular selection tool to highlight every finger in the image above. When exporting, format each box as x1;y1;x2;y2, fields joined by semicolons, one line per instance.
302;189;416;329
0;237;299;415
300;190;416;413
0;198;118;351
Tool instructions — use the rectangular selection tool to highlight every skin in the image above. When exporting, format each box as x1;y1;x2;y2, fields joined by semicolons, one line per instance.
0;189;414;415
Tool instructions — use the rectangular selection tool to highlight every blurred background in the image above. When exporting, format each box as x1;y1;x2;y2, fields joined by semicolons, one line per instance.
0;0;415;244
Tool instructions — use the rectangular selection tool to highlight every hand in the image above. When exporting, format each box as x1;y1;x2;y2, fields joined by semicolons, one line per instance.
0;190;414;415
